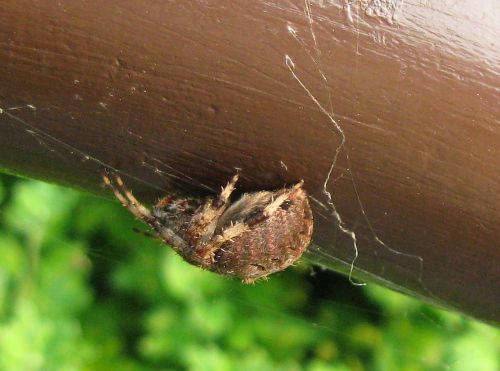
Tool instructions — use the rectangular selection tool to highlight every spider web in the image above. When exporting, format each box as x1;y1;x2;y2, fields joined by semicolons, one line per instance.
281;0;440;302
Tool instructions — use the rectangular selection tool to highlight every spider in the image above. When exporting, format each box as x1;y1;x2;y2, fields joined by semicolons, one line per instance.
102;172;313;283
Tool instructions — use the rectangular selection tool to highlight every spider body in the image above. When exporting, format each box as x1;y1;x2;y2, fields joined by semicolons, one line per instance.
103;173;313;282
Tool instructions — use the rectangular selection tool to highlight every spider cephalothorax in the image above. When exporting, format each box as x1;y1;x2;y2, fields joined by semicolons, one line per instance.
103;173;313;282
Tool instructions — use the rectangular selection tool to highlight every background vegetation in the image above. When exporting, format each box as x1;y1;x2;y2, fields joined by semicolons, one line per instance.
0;173;498;371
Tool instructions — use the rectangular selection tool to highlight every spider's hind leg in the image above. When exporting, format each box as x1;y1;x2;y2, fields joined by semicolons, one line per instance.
244;181;304;227
188;173;240;231
263;180;304;217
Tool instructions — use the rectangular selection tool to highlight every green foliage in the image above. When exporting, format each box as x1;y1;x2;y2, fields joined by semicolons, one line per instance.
0;175;498;371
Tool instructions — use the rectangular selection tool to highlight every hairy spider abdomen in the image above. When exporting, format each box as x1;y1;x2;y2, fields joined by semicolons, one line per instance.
208;185;313;283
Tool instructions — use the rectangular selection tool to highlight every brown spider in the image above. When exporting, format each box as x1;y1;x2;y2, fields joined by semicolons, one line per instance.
102;172;313;283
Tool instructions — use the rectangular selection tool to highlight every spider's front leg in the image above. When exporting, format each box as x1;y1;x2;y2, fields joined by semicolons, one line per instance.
102;173;153;221
102;173;188;252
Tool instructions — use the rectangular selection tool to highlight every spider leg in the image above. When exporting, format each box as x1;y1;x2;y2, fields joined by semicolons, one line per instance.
132;227;158;240
262;180;304;217
102;174;152;220
213;173;239;209
214;222;249;245
187;173;240;239
155;195;175;209
244;181;304;226
195;222;250;263
102;173;188;251
114;175;154;218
